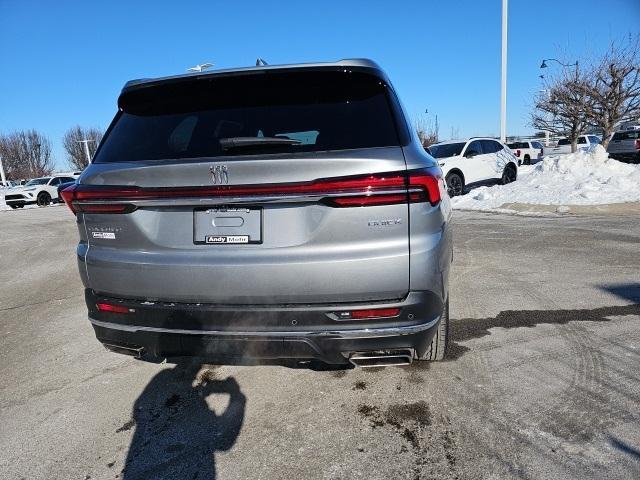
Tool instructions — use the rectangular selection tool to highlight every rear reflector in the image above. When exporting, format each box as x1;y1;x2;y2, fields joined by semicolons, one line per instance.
96;302;133;314
350;308;401;319
62;169;442;214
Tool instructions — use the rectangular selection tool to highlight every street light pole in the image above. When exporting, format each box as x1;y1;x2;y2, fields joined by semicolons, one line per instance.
500;0;508;142
0;155;6;187
77;139;95;165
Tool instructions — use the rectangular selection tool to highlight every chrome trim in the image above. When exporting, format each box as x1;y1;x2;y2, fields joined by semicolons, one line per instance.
74;188;423;208
89;316;439;339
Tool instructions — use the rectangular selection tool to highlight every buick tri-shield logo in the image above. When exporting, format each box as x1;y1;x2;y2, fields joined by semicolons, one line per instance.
210;165;229;184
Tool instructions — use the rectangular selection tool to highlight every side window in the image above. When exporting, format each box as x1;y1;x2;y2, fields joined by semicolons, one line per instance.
532;142;542;149
480;140;499;154
589;136;601;144
49;177;61;186
464;140;483;157
493;141;504;152
578;136;587;144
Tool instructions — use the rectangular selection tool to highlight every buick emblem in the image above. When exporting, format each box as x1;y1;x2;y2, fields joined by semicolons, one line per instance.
210;165;229;185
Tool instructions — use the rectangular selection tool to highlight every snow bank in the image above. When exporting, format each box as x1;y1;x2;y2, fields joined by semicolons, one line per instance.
0;190;10;211
451;145;640;211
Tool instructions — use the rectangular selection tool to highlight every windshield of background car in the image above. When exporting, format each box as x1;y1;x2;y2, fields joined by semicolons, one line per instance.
428;142;466;158
94;70;404;162
24;178;50;186
508;142;528;149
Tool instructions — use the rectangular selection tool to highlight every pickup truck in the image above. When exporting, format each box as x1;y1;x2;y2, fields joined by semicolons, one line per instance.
548;135;601;155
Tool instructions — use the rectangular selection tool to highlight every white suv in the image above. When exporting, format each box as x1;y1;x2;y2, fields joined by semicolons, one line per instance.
428;138;518;197
507;140;544;165
4;175;77;209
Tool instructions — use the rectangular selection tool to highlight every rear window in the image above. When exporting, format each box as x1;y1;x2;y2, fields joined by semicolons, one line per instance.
507;142;528;149
612;131;640;141
428;142;466;158
94;70;404;162
557;139;570;146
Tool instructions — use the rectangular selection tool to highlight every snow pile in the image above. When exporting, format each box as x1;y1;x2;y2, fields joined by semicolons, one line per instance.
0;189;9;211
451;145;640;211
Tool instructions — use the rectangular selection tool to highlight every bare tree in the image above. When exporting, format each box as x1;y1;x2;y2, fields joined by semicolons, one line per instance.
62;126;104;169
414;115;439;149
0;130;54;179
581;36;640;148
532;66;593;153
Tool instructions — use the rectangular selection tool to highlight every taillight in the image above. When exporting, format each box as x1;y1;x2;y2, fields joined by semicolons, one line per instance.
635;139;640;150
515;149;521;157
541;147;544;155
62;169;442;214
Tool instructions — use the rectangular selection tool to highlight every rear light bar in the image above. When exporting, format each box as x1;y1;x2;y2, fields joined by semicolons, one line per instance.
515;149;521;157
335;307;401;320
61;169;442;214
96;302;134;314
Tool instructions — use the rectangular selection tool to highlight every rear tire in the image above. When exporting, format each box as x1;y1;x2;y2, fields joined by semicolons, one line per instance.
524;155;531;165
416;297;449;361
36;192;51;207
445;173;464;197
9;205;18;209
501;165;517;185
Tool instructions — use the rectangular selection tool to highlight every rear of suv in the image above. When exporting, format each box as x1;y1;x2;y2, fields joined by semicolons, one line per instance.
507;140;544;165
607;127;640;164
62;59;453;367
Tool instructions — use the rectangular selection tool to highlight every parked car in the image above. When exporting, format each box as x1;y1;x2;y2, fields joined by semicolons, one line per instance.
4;175;77;208
57;179;77;202
548;135;601;155
61;59;453;367
507;140;544;165
606;127;640;164
427;138;518;197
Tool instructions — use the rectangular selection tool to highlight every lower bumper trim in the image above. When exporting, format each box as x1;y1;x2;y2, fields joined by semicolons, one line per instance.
89;316;440;339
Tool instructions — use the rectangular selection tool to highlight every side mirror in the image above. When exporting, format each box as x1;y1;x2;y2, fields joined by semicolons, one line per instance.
464;150;478;159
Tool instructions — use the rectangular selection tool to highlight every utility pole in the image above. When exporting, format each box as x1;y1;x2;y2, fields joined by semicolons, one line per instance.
77;139;95;165
500;0;508;142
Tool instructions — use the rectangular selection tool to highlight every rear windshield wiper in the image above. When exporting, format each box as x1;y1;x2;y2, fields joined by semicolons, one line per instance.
219;137;302;151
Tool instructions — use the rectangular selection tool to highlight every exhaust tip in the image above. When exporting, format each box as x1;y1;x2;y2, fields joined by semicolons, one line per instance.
348;349;413;368
103;343;144;358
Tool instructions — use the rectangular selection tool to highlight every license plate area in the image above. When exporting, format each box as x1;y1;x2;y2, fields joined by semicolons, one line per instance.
194;207;262;245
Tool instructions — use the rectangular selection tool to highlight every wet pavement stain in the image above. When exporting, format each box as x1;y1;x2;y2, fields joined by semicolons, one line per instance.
448;303;640;360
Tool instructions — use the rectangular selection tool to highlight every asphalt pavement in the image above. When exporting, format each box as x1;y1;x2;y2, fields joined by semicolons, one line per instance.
1;206;639;480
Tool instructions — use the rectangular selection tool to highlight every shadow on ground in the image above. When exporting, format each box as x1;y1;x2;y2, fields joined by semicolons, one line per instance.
601;283;640;303
120;363;245;480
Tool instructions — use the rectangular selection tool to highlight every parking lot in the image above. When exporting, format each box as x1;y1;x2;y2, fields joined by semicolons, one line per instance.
1;206;639;480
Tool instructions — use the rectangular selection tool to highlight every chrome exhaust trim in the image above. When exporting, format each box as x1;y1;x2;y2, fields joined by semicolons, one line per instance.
103;343;144;358
348;349;413;368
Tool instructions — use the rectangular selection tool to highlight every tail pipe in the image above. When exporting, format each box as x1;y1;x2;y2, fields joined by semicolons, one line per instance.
103;343;145;358
348;349;414;368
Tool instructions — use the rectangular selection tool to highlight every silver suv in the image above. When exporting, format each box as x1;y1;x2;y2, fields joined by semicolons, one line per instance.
62;59;453;367
607;127;640;164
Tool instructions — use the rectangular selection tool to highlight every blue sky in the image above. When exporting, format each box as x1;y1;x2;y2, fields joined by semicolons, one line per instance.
1;0;639;170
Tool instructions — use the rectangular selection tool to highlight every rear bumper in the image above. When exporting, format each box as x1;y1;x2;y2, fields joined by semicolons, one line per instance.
609;152;640;163
86;289;443;365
